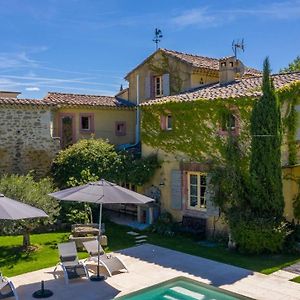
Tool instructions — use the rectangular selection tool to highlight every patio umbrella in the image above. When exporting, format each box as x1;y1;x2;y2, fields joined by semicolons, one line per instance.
49;179;154;281
0;193;48;220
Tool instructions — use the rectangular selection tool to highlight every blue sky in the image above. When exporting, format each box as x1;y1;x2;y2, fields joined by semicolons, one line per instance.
0;0;299;99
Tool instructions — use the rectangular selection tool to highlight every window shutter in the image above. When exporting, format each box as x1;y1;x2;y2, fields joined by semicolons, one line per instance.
205;173;220;217
144;75;151;99
150;76;155;98
160;115;166;130
171;170;182;210
162;73;170;96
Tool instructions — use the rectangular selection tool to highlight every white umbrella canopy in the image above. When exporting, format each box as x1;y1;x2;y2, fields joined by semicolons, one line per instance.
0;193;48;220
49;179;154;281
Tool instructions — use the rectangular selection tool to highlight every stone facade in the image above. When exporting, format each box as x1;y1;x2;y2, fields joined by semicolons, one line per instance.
0;105;60;178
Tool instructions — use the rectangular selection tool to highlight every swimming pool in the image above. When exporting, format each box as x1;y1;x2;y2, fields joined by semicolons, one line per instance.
116;277;252;300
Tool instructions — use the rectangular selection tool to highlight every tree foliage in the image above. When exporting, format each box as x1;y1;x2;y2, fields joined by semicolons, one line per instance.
280;56;300;73
0;174;59;247
249;57;284;219
52;138;159;188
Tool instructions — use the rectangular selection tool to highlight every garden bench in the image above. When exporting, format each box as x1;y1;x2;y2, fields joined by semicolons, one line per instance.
177;216;206;239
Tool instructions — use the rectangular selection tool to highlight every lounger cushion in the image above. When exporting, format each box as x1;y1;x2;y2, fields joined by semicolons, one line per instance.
0;282;14;299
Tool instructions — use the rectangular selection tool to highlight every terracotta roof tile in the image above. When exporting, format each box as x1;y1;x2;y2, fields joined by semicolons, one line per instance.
161;49;220;70
0;97;52;106
43;92;135;108
141;72;300;106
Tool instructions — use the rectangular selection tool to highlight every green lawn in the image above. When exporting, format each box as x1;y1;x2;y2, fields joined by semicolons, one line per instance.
0;222;299;277
290;276;300;283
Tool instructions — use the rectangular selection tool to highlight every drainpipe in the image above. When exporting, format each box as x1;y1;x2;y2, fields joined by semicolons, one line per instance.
135;74;140;145
116;74;141;152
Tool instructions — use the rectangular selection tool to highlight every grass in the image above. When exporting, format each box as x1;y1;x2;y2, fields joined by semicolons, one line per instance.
0;221;299;277
290;276;300;283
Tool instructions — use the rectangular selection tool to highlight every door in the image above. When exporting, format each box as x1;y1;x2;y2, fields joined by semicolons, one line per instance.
61;115;74;148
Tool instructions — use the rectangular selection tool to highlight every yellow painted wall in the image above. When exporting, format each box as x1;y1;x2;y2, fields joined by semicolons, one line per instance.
282;165;300;222
53;107;136;145
127;51;193;103
142;144;226;236
190;72;219;89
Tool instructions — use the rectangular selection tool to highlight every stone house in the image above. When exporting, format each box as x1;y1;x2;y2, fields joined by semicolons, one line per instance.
0;92;136;177
134;53;300;236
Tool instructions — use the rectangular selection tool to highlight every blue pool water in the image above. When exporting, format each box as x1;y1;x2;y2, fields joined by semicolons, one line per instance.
117;277;251;300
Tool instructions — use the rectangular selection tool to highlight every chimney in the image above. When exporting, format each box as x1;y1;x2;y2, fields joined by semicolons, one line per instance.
0;91;21;98
219;56;245;85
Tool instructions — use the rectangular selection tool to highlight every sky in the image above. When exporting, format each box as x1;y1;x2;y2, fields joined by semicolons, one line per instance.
0;0;299;99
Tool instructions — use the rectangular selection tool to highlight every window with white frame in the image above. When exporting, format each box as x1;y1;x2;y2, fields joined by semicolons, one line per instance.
221;112;236;132
188;172;207;210
166;115;172;130
154;76;163;97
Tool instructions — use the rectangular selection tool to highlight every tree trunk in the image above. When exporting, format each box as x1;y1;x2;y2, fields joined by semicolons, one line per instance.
23;230;30;248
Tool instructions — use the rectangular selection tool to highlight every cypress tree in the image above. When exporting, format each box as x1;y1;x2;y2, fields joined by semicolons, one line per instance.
249;58;284;219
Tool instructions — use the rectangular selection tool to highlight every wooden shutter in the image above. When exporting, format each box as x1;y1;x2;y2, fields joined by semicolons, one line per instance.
162;73;170;96
144;75;151;100
150;76;155;98
171;170;182;210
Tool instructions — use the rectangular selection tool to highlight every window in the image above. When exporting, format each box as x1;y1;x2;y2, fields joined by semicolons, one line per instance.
79;114;94;133
221;113;236;132
188;172;207;210
81;116;90;130
115;121;126;136
154;76;163;98
160;114;172;131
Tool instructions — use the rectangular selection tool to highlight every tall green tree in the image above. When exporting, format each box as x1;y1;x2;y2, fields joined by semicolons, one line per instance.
280;56;300;73
249;58;284;219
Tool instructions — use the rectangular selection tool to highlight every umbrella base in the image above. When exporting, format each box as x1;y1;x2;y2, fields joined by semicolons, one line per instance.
90;275;105;281
32;289;53;298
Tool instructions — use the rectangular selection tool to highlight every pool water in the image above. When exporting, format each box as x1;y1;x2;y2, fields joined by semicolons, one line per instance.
117;277;251;300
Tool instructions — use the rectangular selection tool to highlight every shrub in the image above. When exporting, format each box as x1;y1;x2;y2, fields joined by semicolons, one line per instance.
230;218;290;254
0;174;59;247
150;211;175;236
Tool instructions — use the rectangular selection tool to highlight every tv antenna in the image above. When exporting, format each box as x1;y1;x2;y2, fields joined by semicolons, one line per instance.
232;39;245;58
153;28;163;50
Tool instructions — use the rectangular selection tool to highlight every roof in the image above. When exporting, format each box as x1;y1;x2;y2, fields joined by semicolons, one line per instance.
125;48;220;79
141;72;300;106
43;92;135;108
0;97;52;106
161;49;220;70
125;48;260;80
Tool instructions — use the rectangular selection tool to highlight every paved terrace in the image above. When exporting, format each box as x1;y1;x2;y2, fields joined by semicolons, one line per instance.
10;244;300;300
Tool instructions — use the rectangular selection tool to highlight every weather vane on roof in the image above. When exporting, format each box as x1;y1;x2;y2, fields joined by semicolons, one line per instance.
232;39;245;58
153;28;163;50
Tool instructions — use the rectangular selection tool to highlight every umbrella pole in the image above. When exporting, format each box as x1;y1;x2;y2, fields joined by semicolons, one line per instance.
90;199;105;281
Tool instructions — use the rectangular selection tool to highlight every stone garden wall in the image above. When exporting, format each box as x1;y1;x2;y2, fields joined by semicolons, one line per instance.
0;105;60;178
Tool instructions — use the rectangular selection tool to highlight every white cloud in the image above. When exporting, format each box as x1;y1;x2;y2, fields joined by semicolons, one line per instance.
170;1;300;28
26;87;40;91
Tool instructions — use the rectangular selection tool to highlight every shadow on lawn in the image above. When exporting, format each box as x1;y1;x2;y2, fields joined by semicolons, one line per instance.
0;245;35;269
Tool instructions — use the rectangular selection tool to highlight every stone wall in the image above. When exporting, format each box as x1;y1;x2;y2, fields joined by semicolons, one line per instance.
0;106;60;178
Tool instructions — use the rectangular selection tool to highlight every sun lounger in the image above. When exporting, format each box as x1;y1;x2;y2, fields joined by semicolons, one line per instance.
54;242;89;284
0;273;18;300
83;240;128;277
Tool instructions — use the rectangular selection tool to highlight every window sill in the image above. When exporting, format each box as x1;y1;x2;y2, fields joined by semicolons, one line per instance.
80;129;94;134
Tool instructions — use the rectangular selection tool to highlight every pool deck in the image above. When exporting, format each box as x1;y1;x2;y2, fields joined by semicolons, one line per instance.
10;244;300;300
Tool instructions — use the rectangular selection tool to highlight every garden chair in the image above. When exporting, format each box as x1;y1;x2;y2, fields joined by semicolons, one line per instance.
0;273;18;300
54;242;89;285
83;240;128;277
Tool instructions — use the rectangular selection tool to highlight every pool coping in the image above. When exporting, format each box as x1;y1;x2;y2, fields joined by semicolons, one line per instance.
115;276;255;300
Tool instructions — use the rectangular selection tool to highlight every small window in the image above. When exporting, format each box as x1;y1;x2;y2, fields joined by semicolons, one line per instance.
221;113;236;132
188;172;207;210
199;78;204;85
80;114;94;133
220;62;226;67
161;114;172;131
81;116;90;130
115;121;126;136
229;61;234;67
154;76;163;98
